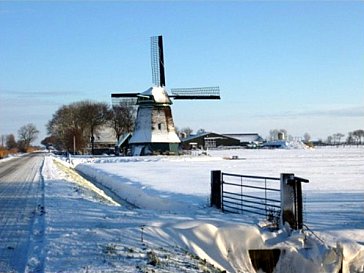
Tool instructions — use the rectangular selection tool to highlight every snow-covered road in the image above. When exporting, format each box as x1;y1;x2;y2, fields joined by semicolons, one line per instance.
0;153;45;273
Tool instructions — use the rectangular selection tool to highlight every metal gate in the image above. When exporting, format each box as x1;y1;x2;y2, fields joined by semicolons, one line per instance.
221;172;281;222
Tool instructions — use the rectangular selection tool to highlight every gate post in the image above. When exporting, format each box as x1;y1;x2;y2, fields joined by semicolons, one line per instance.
211;170;222;209
280;173;296;229
280;173;309;230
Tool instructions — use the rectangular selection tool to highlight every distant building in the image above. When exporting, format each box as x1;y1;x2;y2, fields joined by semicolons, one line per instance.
222;133;264;147
181;132;240;150
87;126;117;155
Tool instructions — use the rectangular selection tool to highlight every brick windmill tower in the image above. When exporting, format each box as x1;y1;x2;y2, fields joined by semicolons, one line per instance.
112;36;220;156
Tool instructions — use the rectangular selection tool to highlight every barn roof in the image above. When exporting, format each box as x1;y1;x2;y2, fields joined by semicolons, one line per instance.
222;133;264;143
182;132;239;142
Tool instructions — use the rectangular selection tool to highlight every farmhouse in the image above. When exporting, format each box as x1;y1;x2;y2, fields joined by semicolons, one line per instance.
180;132;265;150
180;132;240;150
222;133;264;147
87;126;117;155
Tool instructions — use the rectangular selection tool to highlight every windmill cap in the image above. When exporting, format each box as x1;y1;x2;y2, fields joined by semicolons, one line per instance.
138;86;172;105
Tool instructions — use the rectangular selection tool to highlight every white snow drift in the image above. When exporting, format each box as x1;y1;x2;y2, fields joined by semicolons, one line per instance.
54;146;364;273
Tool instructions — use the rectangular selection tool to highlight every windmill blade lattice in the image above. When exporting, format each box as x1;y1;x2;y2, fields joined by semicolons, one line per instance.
111;93;139;107
171;86;220;100
151;36;166;87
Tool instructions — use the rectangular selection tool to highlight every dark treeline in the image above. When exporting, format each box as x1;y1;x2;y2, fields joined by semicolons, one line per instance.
44;100;135;154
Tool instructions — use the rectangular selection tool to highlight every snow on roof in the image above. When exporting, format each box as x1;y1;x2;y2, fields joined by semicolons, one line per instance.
139;86;172;105
94;126;117;144
223;133;263;143
181;132;212;142
182;132;259;143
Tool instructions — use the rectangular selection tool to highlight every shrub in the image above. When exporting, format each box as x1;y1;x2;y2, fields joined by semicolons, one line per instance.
0;148;9;159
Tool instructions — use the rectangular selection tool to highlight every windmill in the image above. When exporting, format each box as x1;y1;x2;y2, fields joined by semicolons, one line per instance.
111;35;220;156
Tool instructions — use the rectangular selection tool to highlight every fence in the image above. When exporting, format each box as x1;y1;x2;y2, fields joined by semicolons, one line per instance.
211;170;309;230
223;172;281;223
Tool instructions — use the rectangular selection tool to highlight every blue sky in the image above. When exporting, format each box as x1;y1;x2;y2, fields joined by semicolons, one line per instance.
0;1;363;143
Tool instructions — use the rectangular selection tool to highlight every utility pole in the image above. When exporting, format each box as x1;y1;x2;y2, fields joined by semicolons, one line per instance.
73;135;76;155
1;135;5;147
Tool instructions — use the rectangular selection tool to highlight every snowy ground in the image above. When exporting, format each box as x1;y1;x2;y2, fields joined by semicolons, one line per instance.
0;154;44;272
60;146;364;273
42;158;224;273
1;147;363;273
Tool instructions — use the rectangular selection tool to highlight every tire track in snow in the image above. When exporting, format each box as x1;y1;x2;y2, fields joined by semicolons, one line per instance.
0;153;45;273
25;155;46;273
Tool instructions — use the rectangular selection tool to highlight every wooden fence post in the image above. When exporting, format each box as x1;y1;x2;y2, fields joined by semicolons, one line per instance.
211;170;222;209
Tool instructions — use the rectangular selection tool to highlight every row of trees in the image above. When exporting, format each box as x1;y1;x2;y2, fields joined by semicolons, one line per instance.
326;130;364;145
45;100;135;153
268;129;364;146
0;123;40;157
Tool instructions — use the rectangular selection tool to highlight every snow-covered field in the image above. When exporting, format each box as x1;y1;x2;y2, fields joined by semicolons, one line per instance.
51;146;364;273
2;148;360;272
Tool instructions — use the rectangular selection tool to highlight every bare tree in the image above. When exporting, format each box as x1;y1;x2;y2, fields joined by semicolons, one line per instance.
333;133;345;145
78;101;112;154
179;127;193;138
47;100;111;153
352;129;364;145
110;102;135;142
47;102;88;152
41;135;61;150
347;132;354;144
303;133;311;143
6;134;17;150
18;123;39;151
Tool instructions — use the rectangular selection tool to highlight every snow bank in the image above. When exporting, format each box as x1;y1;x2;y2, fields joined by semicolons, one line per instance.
72;155;224;213
0;153;25;163
146;220;264;272
76;163;196;212
262;139;311;149
56;147;364;272
145;220;363;273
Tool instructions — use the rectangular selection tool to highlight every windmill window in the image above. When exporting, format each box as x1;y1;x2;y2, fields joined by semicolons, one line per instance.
158;123;162;130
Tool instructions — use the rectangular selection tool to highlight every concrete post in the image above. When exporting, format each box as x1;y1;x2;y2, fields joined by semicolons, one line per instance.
280;173;309;230
280;173;297;229
211;170;222;209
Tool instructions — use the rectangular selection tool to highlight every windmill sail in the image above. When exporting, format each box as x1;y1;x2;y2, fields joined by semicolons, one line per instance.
171;86;220;100
151;35;165;87
111;93;139;106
